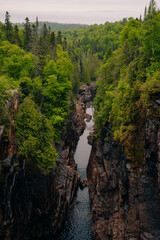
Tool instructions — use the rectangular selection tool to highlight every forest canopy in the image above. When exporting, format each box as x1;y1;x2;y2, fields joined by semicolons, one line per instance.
94;0;160;166
1;0;160;170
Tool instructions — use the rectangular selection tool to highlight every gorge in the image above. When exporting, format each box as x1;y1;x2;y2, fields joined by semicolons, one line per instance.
1;1;160;239
1;83;160;240
56;104;94;240
0;84;96;240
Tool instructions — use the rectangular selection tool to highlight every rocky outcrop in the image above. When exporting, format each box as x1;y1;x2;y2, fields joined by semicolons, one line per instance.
0;92;82;240
85;113;92;122
0;156;80;240
0;83;96;240
87;95;160;239
79;178;89;189
0;90;19;161
87;129;95;146
73;83;96;136
78;82;96;104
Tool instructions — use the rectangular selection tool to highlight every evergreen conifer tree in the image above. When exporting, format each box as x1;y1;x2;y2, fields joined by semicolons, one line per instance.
63;37;67;51
4;11;13;42
144;6;147;20
24;17;32;51
51;31;56;48
13;25;21;46
30;22;39;56
57;30;62;45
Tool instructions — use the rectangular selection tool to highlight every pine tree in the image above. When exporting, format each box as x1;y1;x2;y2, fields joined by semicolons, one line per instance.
24;17;32;51
57;30;62;45
41;23;48;37
147;0;157;56
148;0;157;16
30;22;39;56
36;16;39;30
140;14;142;22
37;23;50;76
13;25;21;46
144;6;147;20
50;31;56;58
4;11;13;42
51;31;56;48
39;23;50;56
63;37;67;51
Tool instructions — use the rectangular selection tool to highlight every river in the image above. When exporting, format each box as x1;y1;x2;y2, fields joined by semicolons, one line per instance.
55;105;94;240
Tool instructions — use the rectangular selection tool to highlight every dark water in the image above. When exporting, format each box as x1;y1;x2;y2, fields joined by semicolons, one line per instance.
56;106;94;240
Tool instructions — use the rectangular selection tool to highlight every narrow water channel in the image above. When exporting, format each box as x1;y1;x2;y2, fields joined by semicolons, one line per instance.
56;105;94;240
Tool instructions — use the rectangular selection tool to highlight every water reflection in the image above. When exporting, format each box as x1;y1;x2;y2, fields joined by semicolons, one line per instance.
56;106;94;240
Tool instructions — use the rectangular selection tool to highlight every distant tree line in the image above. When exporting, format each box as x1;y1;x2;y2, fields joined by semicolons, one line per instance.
14;21;88;33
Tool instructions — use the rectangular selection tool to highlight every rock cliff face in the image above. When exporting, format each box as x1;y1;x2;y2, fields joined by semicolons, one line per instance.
87;94;160;240
0;90;19;161
0;83;96;240
0;100;81;239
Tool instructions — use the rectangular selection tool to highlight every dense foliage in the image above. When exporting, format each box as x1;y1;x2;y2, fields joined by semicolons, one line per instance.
94;0;160;167
15;96;58;172
1;0;159;170
64;19;128;84
0;13;75;171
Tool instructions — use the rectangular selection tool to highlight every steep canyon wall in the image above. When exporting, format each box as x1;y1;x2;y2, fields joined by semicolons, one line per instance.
0;84;95;240
87;94;160;240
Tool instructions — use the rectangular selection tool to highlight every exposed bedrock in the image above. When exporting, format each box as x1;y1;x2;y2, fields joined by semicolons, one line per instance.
78;82;96;104
0;118;81;240
0;83;95;240
87;95;160;240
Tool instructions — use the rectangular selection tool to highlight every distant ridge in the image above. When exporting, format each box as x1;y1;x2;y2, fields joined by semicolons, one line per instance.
14;21;88;32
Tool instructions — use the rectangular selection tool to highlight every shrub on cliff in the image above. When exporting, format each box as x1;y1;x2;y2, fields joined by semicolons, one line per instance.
0;75;19;126
94;1;160;166
15;96;58;172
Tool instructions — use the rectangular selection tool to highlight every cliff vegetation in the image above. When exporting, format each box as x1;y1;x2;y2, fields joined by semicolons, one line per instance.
94;0;160;166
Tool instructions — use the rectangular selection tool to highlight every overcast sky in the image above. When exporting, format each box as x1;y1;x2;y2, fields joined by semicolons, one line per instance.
0;0;156;24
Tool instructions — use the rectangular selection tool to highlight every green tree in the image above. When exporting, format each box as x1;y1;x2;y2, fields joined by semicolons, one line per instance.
148;0;157;16
42;46;73;140
37;23;51;75
0;22;5;42
50;31;56;58
63;36;67;51
51;31;56;49
0;41;35;79
30;23;39;56
4;11;13;43
13;25;21;46
57;30;62;44
23;17;32;51
142;11;160;59
144;6;147;20
15;96;58;172
39;23;50;55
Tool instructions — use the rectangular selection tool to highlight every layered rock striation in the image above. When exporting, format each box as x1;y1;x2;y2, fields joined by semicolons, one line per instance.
87;94;160;239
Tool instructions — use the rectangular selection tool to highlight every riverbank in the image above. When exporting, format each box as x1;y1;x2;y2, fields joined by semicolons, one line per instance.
56;104;94;240
0;83;96;240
